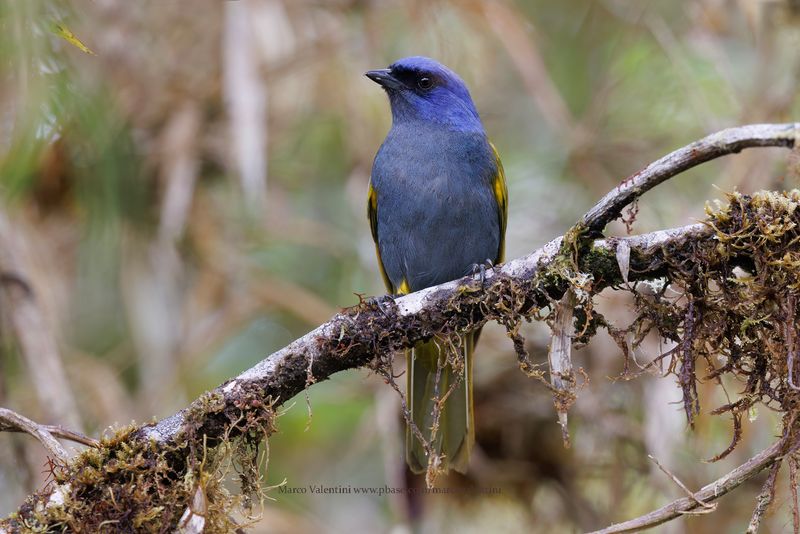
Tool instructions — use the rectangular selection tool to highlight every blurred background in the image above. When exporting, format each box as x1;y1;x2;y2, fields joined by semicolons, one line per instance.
1;0;799;532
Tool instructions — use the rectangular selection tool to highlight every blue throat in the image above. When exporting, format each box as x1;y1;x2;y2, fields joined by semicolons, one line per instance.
387;90;484;133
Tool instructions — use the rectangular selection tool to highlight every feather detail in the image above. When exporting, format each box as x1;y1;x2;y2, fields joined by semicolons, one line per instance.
490;141;508;263
367;183;394;293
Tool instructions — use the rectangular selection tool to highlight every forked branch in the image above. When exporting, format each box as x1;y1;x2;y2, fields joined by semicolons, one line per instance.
590;438;791;533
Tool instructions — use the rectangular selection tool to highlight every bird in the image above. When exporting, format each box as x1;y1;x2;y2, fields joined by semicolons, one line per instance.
365;56;507;475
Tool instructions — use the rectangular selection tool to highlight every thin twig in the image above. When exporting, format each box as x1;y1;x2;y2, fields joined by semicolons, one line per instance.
648;454;716;512
33;425;99;448
745;459;782;533
0;408;69;461
590;439;786;533
375;357;430;461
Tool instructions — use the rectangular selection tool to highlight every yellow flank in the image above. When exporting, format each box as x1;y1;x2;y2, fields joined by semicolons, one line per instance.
368;183;378;213
367;183;394;293
398;279;411;295
490;142;508;263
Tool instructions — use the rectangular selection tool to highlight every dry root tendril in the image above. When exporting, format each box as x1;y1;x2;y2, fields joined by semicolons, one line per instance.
593;192;800;443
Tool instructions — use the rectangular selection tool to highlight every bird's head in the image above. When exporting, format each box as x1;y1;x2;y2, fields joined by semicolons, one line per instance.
366;56;482;132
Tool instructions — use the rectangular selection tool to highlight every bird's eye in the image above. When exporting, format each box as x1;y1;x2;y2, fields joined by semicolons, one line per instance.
417;77;434;90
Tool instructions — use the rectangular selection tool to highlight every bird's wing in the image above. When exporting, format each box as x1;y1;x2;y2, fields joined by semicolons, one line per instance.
367;183;395;293
490;142;508;263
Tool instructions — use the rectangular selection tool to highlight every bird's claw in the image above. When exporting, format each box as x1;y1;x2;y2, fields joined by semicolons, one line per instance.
365;294;396;317
470;258;495;289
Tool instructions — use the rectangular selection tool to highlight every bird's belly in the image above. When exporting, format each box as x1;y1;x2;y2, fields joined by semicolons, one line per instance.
378;185;499;292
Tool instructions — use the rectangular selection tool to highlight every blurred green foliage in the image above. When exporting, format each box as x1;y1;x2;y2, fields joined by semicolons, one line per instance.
0;0;799;532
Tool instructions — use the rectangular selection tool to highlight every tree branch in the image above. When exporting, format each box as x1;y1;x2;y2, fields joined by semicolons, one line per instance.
137;222;711;448
579;122;800;232
589;439;789;533
0;410;100;449
2;123;798;531
746;458;782;533
140;120;800;452
0;408;69;461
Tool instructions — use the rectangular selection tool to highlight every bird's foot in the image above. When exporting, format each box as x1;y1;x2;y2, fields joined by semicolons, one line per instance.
470;258;496;289
364;294;397;317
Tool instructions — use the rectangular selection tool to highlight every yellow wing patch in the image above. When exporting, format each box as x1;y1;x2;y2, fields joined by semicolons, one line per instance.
367;183;395;293
398;279;411;295
490;142;508;263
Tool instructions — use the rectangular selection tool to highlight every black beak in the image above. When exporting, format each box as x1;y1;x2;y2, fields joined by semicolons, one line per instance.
365;69;403;90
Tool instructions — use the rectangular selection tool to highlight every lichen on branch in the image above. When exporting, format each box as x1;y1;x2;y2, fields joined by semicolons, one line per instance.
3;122;800;533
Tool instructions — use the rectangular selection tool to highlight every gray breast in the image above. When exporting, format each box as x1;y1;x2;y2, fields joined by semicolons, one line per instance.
371;123;500;292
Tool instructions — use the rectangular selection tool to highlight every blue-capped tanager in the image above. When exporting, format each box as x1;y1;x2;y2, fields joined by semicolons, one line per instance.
365;56;508;474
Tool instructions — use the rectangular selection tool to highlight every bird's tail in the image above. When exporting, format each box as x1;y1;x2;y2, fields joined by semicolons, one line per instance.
405;333;474;474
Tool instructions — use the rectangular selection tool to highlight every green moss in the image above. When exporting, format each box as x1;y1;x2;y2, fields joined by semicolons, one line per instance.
611;190;800;454
8;189;800;529
1;389;276;533
493;189;800;462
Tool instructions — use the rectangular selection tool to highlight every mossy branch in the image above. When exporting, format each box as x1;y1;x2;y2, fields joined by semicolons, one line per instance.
2;123;799;532
0;223;711;532
137;222;712;449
